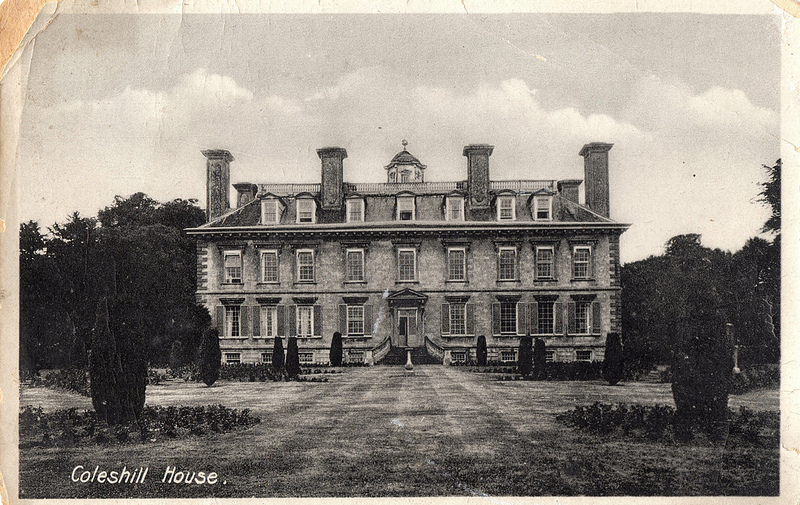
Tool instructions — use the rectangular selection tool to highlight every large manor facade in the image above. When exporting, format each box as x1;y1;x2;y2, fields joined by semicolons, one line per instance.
186;142;629;366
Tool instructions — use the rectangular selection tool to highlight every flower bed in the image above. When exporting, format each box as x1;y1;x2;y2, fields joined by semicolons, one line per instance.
556;402;778;448
19;404;261;447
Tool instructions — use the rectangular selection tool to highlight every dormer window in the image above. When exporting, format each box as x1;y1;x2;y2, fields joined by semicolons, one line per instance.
346;198;364;223
296;198;316;224
261;198;284;225
446;196;465;221
534;195;553;221
397;195;415;221
497;196;516;221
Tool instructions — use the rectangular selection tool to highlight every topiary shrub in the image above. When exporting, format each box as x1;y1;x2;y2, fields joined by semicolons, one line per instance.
533;338;547;379
671;302;734;443
517;336;533;376
603;333;624;385
285;337;301;379
198;326;221;387
89;298;146;425
272;337;285;374
169;339;185;371
330;332;343;367
476;336;487;367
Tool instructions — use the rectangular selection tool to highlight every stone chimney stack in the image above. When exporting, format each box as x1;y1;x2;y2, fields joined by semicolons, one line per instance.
233;183;258;208
203;149;234;221
579;143;613;218
463;144;494;221
317;147;347;223
557;179;582;205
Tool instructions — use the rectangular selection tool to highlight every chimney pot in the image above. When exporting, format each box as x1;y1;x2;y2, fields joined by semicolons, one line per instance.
203;149;234;221
579;143;613;218
463;144;494;221
317;147;347;223
557;179;582;205
233;182;258;208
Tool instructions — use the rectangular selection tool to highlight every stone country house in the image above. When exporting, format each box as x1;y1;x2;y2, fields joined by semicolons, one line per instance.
186;141;629;366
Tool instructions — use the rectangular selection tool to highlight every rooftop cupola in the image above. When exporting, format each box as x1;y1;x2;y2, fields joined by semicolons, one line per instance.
385;140;426;183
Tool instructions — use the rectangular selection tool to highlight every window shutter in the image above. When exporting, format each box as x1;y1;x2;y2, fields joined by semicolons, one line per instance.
339;304;347;335
288;305;297;337
492;302;501;336
554;302;564;335
568;302;577;335
215;306;224;332
441;303;450;335
252;306;261;337
592;301;601;334
496;252;501;281
277;305;286;336
240;306;250;336
314;304;322;337
516;302;527;335
466;303;475;336
514;251;519;280
529;302;538;335
589;249;594;278
364;304;373;335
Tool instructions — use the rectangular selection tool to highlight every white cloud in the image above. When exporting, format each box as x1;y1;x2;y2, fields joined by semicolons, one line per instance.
20;66;777;263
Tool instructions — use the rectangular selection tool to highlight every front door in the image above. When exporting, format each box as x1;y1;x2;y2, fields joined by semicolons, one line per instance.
397;309;418;347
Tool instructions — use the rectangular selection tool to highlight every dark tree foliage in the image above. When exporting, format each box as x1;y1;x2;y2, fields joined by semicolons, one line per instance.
272;337;285;373
330;332;343;367
476;335;487;367
19;194;207;373
285;337;301;379
198;327;221;387
533;338;547;379
89;298;146;425
759;159;780;235
517;336;533;376
672;298;734;443
603;333;624;385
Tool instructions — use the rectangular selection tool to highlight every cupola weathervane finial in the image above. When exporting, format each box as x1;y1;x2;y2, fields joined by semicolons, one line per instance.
402;139;408;151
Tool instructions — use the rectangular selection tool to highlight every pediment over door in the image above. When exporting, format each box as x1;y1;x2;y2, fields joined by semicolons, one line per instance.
386;287;428;308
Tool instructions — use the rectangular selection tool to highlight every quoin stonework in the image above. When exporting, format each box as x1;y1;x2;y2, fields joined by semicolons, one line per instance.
186;142;629;366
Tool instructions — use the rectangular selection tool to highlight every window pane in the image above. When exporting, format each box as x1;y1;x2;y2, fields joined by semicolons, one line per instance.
347;305;364;335
500;350;516;362
537;302;554;334
398;197;414;220
261;352;272;364
299;352;314;364
576;350;592;362
298;306;313;337
347;250;364;281
297;251;314;281
500;302;517;334
574;247;591;279
448;249;465;281
536;247;553;279
576;302;590;334
262;306;276;337
450;303;466;335
499;198;514;220
398;250;416;281
499;249;516;280
262;251;278;282
224;252;242;283
226;306;240;337
448;198;463;220
535;197;551;219
348;200;363;222
298;200;314;223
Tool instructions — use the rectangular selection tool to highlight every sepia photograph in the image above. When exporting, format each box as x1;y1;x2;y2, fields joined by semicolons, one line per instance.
1;0;795;502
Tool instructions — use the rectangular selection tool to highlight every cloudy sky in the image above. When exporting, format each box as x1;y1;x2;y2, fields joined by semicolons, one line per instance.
17;12;780;263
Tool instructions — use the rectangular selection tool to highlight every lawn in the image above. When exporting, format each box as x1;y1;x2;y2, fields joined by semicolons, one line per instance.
18;366;779;498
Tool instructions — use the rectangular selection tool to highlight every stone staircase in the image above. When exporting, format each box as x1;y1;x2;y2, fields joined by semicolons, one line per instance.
376;345;442;365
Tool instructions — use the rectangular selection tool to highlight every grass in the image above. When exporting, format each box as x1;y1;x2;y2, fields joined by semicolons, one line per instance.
18;366;779;498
